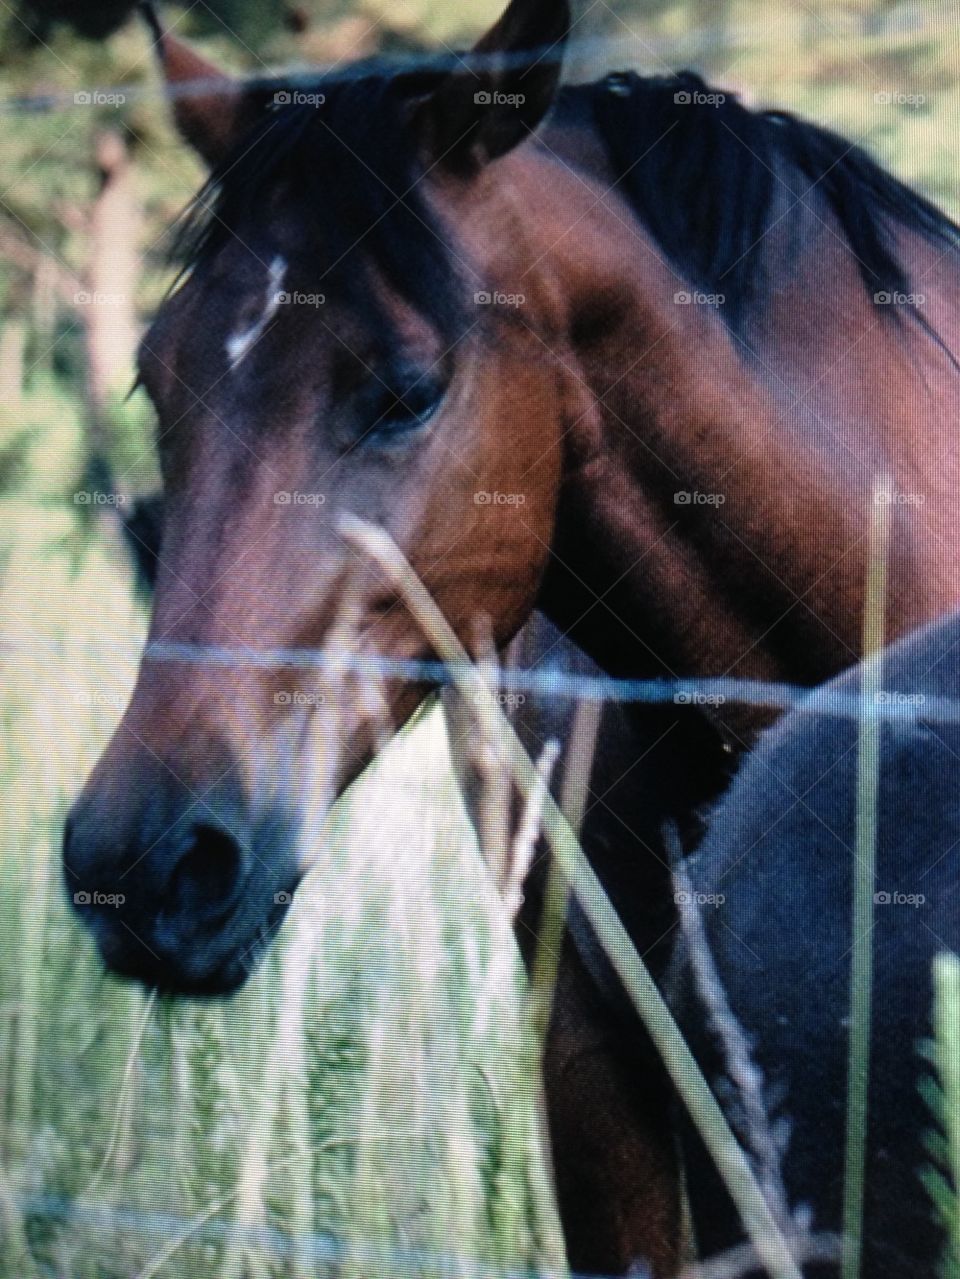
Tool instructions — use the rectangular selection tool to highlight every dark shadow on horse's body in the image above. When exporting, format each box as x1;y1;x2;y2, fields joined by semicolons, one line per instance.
676;610;960;1277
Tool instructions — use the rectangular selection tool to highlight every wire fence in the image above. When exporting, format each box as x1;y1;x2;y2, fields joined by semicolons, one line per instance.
1;0;942;120
0;628;957;724
0;19;814;119
0;39;712;116
14;1191;579;1279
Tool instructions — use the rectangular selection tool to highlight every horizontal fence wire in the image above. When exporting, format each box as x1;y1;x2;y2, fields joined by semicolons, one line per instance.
13;1190;588;1279
5;1;945;120
0;23;799;119
0;629;956;724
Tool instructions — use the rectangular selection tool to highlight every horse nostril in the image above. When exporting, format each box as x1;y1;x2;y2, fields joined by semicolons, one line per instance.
169;823;246;923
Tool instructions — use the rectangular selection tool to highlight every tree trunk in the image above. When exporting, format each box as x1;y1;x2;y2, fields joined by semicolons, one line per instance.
82;128;141;552
85;128;139;422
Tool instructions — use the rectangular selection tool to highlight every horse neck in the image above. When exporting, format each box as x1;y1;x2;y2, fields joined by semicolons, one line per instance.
516;129;959;689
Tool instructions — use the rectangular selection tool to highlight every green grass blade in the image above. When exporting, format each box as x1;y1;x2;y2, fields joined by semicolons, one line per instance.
842;475;890;1279
340;515;805;1279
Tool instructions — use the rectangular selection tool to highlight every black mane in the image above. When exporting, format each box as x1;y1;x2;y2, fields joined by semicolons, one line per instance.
587;69;960;331
175;61;960;335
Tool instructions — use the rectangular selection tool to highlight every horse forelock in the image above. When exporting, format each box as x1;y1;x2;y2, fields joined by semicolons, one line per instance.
171;69;466;342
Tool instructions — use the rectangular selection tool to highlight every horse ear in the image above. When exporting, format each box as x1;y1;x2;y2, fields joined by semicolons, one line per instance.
416;0;570;173
139;3;256;168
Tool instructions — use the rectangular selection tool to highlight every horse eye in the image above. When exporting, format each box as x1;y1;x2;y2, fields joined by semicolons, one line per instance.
363;377;444;444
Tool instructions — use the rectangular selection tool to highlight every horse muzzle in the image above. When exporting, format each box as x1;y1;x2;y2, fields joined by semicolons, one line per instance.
62;746;301;996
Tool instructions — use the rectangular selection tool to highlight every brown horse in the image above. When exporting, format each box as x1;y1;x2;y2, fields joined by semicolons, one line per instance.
64;0;960;1272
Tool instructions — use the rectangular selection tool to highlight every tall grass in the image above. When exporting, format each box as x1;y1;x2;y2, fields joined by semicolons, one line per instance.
921;953;960;1279
841;479;890;1279
0;498;565;1279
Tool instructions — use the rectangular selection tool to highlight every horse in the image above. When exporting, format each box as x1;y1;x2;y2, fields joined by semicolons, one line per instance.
675;609;960;1277
63;0;960;1272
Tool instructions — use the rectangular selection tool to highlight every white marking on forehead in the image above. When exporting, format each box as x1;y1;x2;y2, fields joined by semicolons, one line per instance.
225;255;288;371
